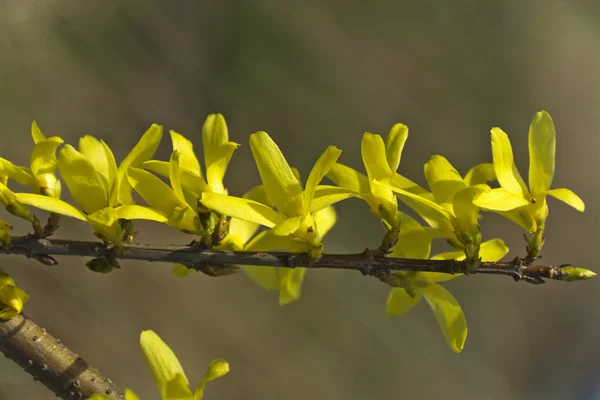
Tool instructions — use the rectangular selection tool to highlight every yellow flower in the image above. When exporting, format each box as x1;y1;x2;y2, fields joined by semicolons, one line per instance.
473;111;584;232
327;124;428;228
128;151;202;234
0;121;63;198
142;113;239;199
201;131;352;252
140;330;229;400
385;213;509;353
16;125;168;245
0;273;29;320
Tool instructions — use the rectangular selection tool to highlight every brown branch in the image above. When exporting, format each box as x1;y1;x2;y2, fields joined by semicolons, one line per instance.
0;236;589;283
0;313;123;400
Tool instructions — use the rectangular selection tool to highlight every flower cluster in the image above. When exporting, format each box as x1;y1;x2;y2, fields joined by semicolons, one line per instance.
0;111;586;353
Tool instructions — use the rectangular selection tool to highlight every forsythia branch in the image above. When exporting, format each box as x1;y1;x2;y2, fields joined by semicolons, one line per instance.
0;313;123;400
1;235;591;284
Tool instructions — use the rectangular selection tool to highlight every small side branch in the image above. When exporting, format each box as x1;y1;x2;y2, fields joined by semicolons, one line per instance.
0;313;123;400
0;236;592;283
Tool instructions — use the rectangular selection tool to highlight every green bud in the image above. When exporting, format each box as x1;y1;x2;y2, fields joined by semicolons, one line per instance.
558;265;596;282
86;257;121;273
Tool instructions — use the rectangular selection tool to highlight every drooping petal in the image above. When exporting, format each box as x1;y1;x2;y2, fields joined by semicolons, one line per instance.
170;130;202;176
452;185;489;229
309;185;356;214
79;136;111;192
361;133;393;182
385;123;408;173
313;205;336;237
528;111;556;195
59;145;108;214
326;163;370;194
116;124;163;205
242;231;289;290
490;128;528;197
386;288;421;316
194;359;230;400
547;188;585;212
303;146;342;211
143;160;207;196
86;208;121;243
497;208;537;233
389;227;435;260
464;163;496;187
201;192;285;228
278;267;306;305
140;330;190;398
202;114;239;194
424;155;466;212
473;188;530;211
15;193;87;221
422;284;467;353
249;131;303;216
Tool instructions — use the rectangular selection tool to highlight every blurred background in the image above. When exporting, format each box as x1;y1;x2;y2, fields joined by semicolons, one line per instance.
0;1;598;399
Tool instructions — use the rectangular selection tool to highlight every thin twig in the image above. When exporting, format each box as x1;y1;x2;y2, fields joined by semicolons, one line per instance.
0;236;576;283
0;313;123;400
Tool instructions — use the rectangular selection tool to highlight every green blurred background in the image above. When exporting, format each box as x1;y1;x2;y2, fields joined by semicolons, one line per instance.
0;1;598;399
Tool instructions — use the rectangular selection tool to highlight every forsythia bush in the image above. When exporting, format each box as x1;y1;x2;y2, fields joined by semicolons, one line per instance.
0;111;590;398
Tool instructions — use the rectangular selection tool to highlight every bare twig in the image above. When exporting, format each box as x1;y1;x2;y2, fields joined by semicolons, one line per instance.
0;313;123;400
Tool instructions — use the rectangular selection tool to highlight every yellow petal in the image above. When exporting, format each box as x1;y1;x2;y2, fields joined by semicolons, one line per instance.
422;284;467;353
464;163;495;187
385;288;421;316
15;193;86;221
528;111;556;195
140;330;190;398
250;131;303;216
143;160;207;196
79;136;112;192
127;167;182;216
58;145;108;214
115;205;168;223
303;146;342;211
452;185;489;229
201;192;284;228
172;263;193;277
169;151;187;204
124;389;140;400
278;267;306;305
170;130;202;176
101;141;119;206
243;184;274;208
479;238;509;262
0;274;29;320
390;184;452;229
86;208;121;243
490;128;528;197
391;173;435;201
326;163;370;194
497;208;537;233
309;185;355;214
202;114;239;194
385;123;408;173
361;133;393;182
271;216;302;236
473;188;530;211
31;121;46;144
313;205;337;237
0;159;38;190
390;227;434;260
547;188;585;212
30;136;63;196
424;155;467;212
194;359;230;400
116;124;163;205
164;373;194;399
242;231;298;290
